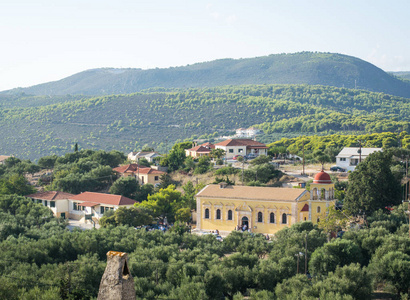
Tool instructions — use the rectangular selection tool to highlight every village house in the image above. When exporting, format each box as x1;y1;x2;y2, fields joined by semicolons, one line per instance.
26;191;76;219
127;151;162;163
336;147;382;171
185;142;215;158
27;191;137;222
70;192;137;222
196;170;335;236
113;164;165;185
214;139;268;159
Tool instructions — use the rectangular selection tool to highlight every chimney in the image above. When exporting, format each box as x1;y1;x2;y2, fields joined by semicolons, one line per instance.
97;251;135;300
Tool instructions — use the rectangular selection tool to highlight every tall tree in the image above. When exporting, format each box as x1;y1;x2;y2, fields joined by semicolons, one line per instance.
344;151;401;214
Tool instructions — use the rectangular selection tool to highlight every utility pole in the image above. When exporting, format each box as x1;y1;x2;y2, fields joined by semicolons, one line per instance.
357;139;365;163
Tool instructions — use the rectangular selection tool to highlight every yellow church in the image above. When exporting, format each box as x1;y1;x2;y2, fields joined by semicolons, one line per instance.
196;171;335;235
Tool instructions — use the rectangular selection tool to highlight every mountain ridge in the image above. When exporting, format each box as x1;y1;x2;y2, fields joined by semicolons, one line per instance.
4;52;410;98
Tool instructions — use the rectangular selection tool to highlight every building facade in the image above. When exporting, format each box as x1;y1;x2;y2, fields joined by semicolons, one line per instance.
26;191;75;219
214;139;268;159
196;171;335;235
113;164;165;186
336;147;382;171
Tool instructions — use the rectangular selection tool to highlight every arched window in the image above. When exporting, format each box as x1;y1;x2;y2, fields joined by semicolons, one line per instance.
317;206;321;213
270;212;275;223
320;189;325;200
312;188;318;200
257;212;263;223
216;209;221;220
204;208;209;219
317;217;320;223
227;210;233;220
282;213;287;224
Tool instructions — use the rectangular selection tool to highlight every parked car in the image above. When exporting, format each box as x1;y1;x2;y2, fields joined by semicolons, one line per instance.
233;155;243;160
244;153;257;160
330;166;345;172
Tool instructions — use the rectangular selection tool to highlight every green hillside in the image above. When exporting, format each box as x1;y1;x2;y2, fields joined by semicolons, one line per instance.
4;52;410;98
1;84;410;160
391;71;410;81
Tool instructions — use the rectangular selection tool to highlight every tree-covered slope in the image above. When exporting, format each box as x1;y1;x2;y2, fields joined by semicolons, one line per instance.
4;52;410;98
391;71;410;81
1;84;410;160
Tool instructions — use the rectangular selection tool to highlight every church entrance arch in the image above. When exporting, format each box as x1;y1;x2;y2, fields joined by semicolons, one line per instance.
241;216;249;228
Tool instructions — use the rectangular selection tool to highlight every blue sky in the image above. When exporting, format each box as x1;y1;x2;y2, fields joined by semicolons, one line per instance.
1;0;409;91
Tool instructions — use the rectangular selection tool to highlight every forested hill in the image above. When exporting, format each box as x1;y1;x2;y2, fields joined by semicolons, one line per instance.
391;71;410;81
4;52;410;98
1;84;410;160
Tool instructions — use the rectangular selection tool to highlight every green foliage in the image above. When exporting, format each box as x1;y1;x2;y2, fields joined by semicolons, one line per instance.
3;82;410;160
136;185;186;223
369;251;410;296
243;163;282;184
0;194;408;299
214;166;238;175
344;151;402;214
109;176;139;198
99;206;152;227
160;148;186;172
193;156;211;174
0;173;36;196
249;155;271;165
10;52;410;98
47;149;122;194
138;157;151;167
309;239;363;276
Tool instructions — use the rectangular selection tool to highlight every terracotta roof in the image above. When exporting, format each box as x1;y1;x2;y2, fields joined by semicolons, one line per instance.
71;192;137;205
313;171;332;184
78;202;99;207
113;164;150;173
137;168;165;174
26;191;76;200
196;184;307;202
187;145;212;152
200;142;215;149
215;139;267;148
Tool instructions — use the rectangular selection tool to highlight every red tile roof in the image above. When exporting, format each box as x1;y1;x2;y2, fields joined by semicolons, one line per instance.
113;164;164;175
113;164;150;173
186;145;212;153
215;139;267;148
137;168;165;174
78;202;99;207
200;142;215;149
71;192;137;206
26;191;76;200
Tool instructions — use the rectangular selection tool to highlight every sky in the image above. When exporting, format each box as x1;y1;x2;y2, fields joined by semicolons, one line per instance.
1;0;410;91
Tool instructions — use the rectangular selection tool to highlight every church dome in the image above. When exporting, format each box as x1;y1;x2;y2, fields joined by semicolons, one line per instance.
313;170;332;184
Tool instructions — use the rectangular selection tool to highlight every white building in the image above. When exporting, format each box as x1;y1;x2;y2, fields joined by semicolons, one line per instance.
235;127;263;138
27;191;137;222
128;151;162;163
336;147;382;171
214;139;268;159
26;191;76;219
